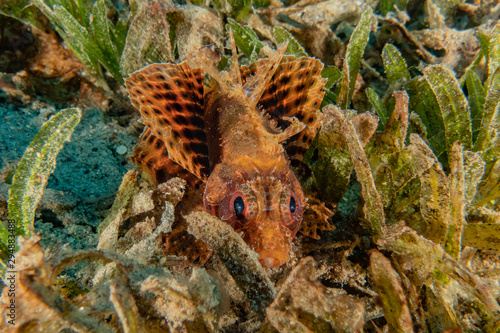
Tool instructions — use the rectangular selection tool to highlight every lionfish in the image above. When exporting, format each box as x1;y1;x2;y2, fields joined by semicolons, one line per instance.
125;36;326;267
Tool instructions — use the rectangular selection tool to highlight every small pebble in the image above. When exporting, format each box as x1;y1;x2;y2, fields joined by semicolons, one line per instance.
116;145;127;155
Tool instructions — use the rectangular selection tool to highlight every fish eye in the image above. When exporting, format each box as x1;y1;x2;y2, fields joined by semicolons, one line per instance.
230;192;249;222
280;190;301;228
223;189;256;227
290;196;296;213
233;196;245;219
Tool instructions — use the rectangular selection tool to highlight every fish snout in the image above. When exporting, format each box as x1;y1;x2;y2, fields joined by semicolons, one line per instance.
258;249;289;267
254;224;291;267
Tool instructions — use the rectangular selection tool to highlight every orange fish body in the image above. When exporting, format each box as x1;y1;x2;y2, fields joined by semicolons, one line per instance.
126;41;325;267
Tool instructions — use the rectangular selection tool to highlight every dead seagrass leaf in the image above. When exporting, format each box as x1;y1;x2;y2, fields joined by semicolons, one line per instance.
120;0;176;77
444;141;466;259
0;236;115;332
379;226;500;329
186;211;276;309
266;257;365;332
139;268;220;332
410;27;482;76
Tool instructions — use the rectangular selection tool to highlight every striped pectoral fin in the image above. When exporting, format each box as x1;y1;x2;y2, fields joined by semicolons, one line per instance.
300;197;335;239
242;56;326;161
132;128;199;186
126;62;210;181
163;221;213;268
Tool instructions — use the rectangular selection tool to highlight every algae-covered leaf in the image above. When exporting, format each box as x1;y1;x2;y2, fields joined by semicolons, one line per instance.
57;0;91;28
444;141;465;259
474;67;500;155
459;49;485;88
394;135;435;189
52;4;103;72
338;8;373;109
407;76;448;167
376;0;408;15
366;87;388;125
465;69;486;143
473;158;500;207
228;0;253;22
382;91;409;151
140;269;220;331
408;112;428;141
5;108;81;244
419;163;451;245
174;6;223;61
32;0;129;89
382;43;410;85
324;105;385;238
110;16;128;59
90;0;123;83
366;93;435;211
422;286;461;332
320;89;339;110
424;65;472;152
253;0;270;8
0;0;49;31
352;112;379;146
120;1;175;76
462;223;500;251
476;30;491;65
0;237;116;332
313;109;354;205
370;250;413;333
227;18;263;61
463;150;485;204
486;24;500;87
314;110;376;206
273;26;308;57
97;170;141;250
33;0;99;77
322;65;342;89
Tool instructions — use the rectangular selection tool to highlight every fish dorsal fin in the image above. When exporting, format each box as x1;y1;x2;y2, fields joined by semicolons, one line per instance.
241;56;326;161
184;45;230;91
242;42;288;107
228;29;243;87
126;62;210;181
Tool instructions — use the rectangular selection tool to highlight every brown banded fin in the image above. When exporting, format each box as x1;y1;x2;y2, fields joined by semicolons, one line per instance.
300;197;335;239
131;128;199;186
126;62;210;181
163;223;213;268
242;42;288;107
241;56;326;161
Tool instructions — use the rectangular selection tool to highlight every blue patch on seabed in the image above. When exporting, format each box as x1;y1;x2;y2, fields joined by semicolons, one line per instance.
0;102;136;226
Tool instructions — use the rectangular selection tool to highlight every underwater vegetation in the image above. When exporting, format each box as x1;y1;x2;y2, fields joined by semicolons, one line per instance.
0;0;500;331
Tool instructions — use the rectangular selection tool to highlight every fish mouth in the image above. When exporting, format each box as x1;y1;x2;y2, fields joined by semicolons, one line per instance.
257;249;289;267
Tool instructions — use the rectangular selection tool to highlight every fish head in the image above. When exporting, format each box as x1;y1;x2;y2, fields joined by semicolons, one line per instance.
203;160;305;267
